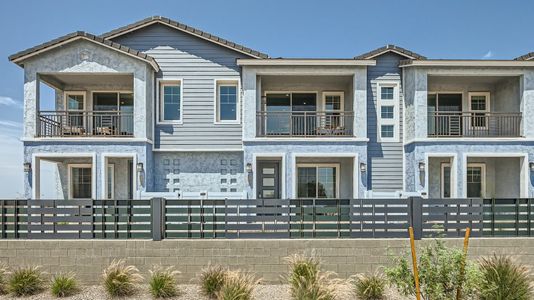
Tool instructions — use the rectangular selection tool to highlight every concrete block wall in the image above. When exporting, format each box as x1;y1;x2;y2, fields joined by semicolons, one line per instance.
0;239;533;285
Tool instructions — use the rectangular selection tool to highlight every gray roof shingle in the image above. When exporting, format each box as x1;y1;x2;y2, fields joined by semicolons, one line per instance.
100;16;269;59
9;31;160;70
514;52;534;61
355;44;426;60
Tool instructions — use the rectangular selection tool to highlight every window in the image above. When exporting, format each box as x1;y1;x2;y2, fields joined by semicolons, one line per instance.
297;164;338;198
381;87;394;100
215;80;239;123
64;92;86;128
159;81;182;122
441;163;451;198
377;82;399;142
381;106;394;119
468;92;490;129
69;164;92;199
467;163;485;198
381;125;394;138
323;92;345;129
106;164;114;200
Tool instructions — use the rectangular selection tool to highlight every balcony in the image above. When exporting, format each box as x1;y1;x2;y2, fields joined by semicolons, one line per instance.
427;111;522;138
256;111;354;137
37;111;134;137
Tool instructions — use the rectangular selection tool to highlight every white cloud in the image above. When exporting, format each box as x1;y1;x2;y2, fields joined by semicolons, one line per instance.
0;120;22;128
0;96;22;108
482;51;494;59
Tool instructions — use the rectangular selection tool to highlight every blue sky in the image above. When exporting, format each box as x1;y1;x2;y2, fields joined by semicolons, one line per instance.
0;0;533;197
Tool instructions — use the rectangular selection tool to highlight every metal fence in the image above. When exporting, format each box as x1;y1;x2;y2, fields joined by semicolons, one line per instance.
0;198;532;240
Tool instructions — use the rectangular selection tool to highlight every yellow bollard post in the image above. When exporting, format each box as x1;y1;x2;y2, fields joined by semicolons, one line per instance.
456;227;471;300
409;227;421;300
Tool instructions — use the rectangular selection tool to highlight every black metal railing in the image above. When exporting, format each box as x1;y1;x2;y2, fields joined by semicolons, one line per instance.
256;111;354;137
428;111;522;137
37;111;134;137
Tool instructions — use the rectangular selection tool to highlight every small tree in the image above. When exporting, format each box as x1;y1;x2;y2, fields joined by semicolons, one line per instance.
385;239;482;300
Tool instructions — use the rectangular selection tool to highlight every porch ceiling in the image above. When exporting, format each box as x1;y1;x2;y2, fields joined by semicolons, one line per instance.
40;73;133;90
428;75;518;85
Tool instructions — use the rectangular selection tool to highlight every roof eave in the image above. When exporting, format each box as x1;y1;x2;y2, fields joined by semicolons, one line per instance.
400;59;534;67
237;59;376;66
9;33;160;72
100;16;269;59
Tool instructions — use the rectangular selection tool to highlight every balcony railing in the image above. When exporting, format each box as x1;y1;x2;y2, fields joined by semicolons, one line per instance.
256;111;354;137
428;111;522;137
37;111;134;137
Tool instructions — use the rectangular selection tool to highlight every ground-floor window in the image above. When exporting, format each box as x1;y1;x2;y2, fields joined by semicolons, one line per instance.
297;164;339;198
441;162;451;198
69;164;92;199
467;163;485;198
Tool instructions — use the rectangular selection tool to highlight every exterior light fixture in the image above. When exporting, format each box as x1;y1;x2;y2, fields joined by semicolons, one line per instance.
23;162;31;173
530;162;534;171
418;162;425;172
136;162;144;173
246;163;253;173
359;162;367;173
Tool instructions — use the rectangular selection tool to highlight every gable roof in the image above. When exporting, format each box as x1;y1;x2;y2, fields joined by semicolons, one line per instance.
100;16;269;59
514;52;534;61
355;44;426;60
9;31;160;71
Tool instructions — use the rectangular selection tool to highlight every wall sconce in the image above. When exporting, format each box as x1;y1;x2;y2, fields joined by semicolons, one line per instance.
418;162;426;173
23;162;31;173
530;162;534;172
359;162;367;173
136;162;144;173
246;163;253;173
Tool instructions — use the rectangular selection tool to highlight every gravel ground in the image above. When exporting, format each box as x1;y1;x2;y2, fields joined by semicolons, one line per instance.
0;284;407;299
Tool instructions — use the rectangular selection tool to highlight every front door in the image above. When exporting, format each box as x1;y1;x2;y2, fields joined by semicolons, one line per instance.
257;162;280;199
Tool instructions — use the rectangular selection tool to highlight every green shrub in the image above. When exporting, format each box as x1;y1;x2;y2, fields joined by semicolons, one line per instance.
102;259;143;297
479;255;533;300
0;263;9;295
8;266;46;296
50;273;79;297
149;266;180;298
216;271;258;300
385;239;482;300
286;254;350;300
353;273;386;300
199;265;228;298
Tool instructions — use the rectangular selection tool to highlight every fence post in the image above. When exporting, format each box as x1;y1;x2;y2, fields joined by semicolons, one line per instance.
151;198;164;241
409;197;423;240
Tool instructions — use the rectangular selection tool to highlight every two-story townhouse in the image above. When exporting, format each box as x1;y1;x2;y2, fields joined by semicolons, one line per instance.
9;16;534;201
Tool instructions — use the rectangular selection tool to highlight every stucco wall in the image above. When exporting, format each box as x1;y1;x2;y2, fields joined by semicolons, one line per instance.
243;142;367;198
405;142;532;198
153;152;245;195
23;141;151;199
0;238;533;284
22;39;153;140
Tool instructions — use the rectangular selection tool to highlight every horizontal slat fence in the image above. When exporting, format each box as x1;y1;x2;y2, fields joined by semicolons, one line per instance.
422;198;484;238
1;198;533;240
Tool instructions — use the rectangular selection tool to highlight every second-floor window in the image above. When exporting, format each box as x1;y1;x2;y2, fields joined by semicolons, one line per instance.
377;82;400;142
159;81;182;123
215;80;239;123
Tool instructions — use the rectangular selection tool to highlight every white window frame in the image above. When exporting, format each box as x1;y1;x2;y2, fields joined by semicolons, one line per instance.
157;78;183;124
68;164;93;199
106;163;115;200
64;91;87;111
440;162;451;198
377;81;400;142
468;92;491;129
296;163;340;199
322;91;345;112
466;163;486;198
214;78;241;124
